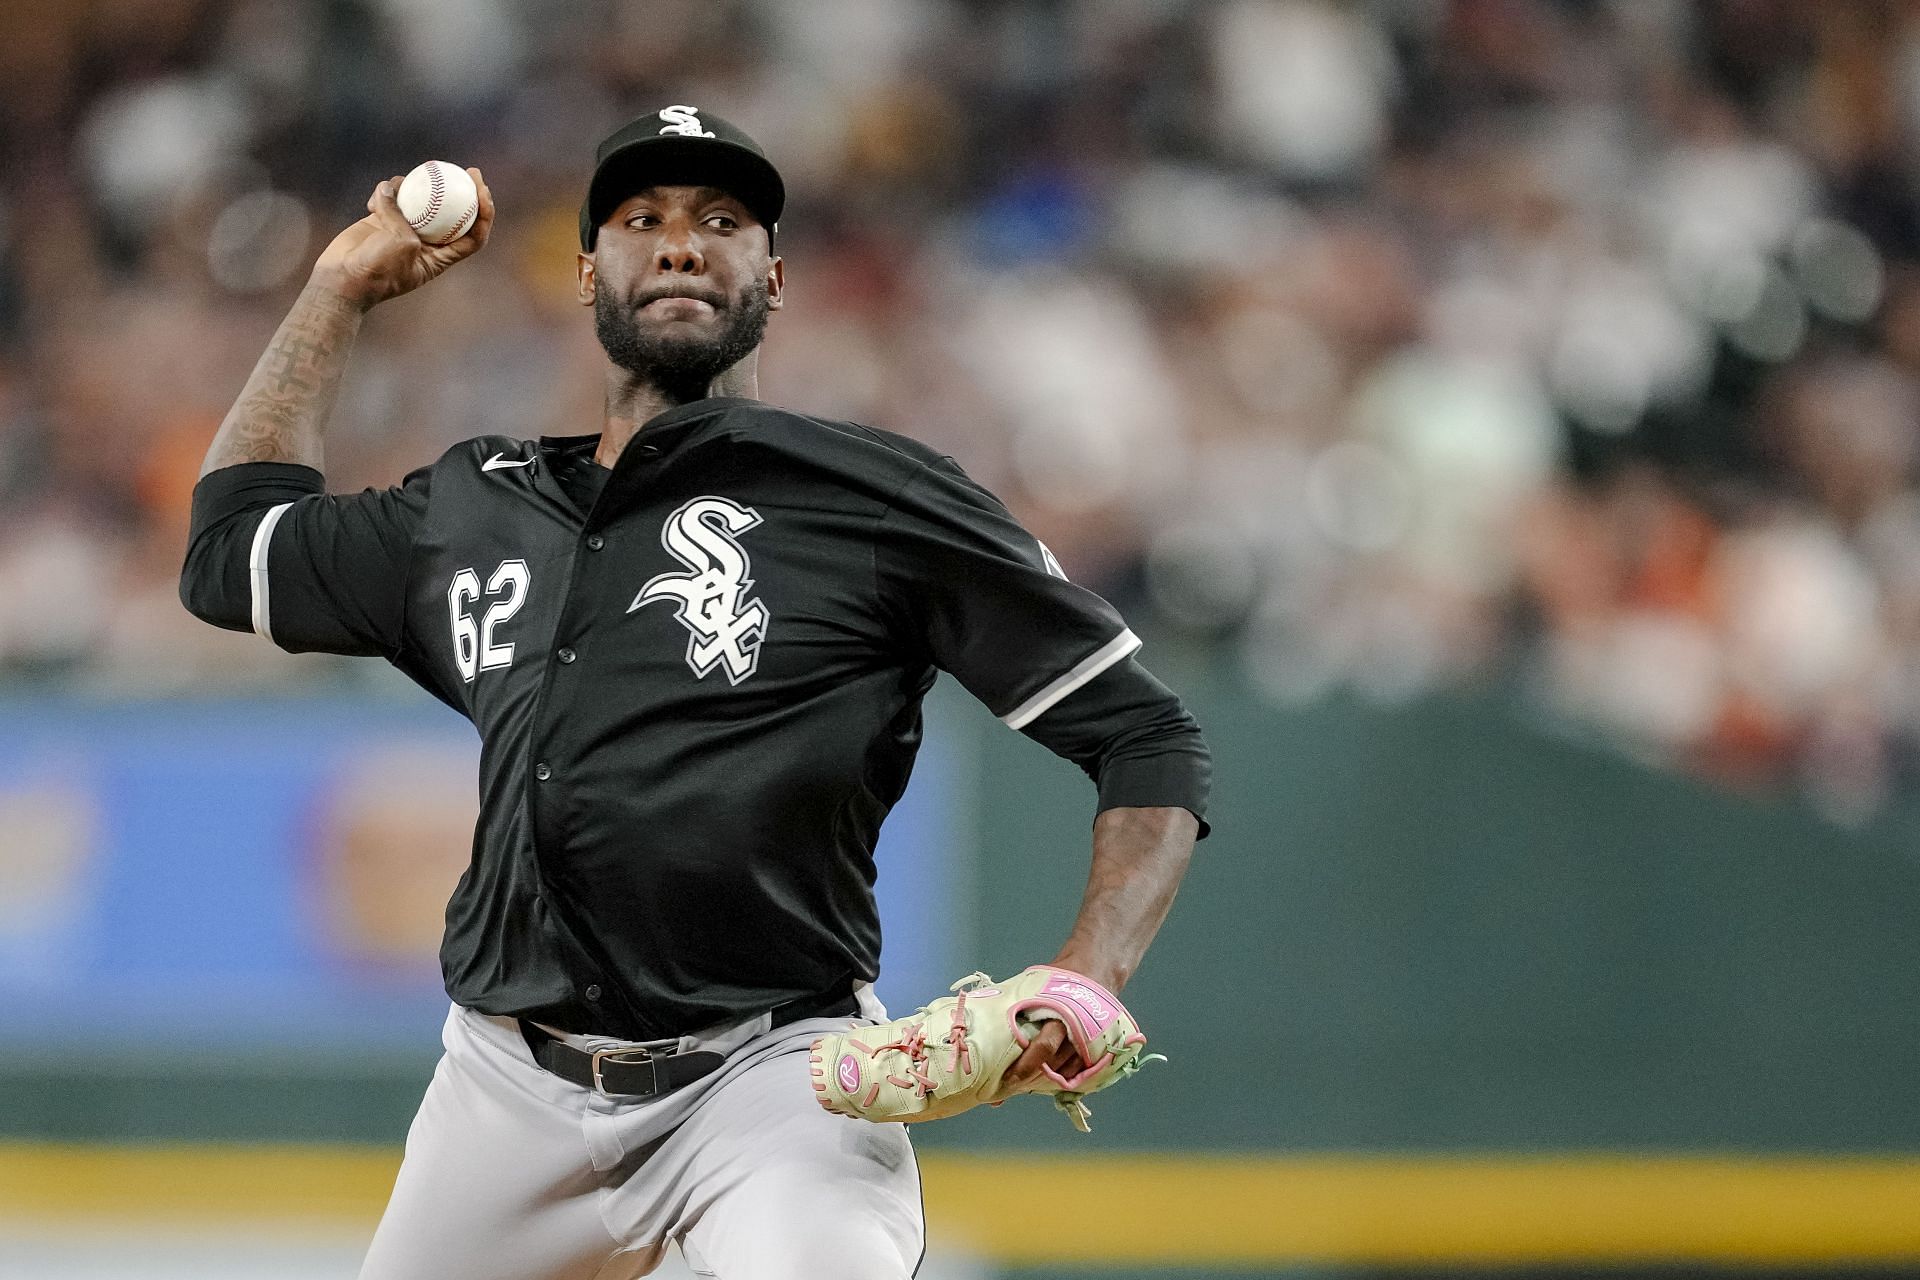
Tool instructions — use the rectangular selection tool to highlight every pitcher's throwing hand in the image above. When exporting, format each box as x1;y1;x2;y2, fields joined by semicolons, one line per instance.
314;164;494;309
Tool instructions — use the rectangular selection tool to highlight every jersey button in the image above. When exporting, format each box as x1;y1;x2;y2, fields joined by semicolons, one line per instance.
534;763;552;781
557;647;576;664
585;984;602;1001
638;444;662;458
585;534;605;551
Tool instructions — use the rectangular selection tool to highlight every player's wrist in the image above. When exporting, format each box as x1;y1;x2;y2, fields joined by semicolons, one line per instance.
306;268;380;314
1043;946;1130;990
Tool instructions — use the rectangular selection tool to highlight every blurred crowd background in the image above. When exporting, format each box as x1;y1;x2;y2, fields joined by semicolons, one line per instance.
7;5;1920;1275
3;0;1920;817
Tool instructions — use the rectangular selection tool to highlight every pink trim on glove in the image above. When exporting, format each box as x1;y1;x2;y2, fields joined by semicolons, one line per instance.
1006;966;1147;1090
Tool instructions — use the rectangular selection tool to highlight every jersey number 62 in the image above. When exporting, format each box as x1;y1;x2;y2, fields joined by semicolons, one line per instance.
449;560;530;682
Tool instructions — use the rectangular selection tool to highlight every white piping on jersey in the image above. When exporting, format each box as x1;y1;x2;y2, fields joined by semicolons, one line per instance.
248;501;295;645
1001;628;1143;730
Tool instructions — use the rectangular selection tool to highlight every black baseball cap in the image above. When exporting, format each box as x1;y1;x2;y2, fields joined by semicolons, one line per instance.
579;106;785;250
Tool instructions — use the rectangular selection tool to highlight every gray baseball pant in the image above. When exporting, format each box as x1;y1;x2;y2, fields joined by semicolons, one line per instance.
356;1000;925;1279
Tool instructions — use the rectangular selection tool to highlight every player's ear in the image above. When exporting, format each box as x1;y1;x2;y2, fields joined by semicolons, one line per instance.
577;253;595;306
765;256;784;312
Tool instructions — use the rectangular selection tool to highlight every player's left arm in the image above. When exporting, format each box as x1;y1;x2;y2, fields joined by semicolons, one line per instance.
995;658;1210;1088
874;458;1212;1087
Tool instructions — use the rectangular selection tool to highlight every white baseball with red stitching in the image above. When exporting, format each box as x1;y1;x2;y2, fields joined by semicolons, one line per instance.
395;160;479;245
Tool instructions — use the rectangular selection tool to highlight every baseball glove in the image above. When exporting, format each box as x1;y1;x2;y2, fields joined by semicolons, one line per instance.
808;965;1163;1132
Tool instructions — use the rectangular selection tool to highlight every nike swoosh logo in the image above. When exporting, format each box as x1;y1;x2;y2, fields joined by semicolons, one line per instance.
481;454;534;472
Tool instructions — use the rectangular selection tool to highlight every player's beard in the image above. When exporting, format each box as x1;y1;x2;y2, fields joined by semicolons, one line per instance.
595;279;771;400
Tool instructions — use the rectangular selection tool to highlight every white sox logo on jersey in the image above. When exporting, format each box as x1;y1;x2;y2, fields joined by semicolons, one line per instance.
630;496;770;684
657;105;716;138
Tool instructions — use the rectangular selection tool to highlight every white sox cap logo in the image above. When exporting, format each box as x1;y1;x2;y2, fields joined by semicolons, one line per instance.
657;105;716;138
630;496;770;684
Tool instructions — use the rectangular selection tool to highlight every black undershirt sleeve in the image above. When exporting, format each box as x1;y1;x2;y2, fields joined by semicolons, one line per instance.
1016;656;1213;838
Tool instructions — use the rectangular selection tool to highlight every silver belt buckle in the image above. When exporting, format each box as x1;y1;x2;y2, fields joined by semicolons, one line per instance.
589;1039;676;1095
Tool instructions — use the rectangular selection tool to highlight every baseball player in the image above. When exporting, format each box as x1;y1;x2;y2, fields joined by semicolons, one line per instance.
179;108;1211;1280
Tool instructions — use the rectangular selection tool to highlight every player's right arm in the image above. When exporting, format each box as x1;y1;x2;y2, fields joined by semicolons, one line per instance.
198;169;494;476
180;170;493;657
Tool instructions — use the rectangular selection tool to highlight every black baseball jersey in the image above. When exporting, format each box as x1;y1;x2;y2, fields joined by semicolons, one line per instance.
182;397;1211;1039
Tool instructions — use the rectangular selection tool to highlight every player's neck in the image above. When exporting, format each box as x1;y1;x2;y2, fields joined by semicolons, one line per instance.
596;358;759;468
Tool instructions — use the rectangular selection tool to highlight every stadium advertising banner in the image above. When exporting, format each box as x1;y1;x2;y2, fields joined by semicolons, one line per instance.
0;698;957;1050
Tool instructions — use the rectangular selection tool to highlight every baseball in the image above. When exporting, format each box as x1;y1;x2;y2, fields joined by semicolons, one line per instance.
395;161;480;245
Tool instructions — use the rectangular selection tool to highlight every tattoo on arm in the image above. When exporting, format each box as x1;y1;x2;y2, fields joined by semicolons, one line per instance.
200;285;367;477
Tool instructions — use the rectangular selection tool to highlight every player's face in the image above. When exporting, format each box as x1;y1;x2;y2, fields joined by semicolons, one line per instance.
579;185;784;394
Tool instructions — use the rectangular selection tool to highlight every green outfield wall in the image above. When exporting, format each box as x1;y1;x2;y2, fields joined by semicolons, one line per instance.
925;674;1920;1154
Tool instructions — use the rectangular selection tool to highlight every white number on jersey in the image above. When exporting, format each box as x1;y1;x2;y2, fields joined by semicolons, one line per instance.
448;559;530;682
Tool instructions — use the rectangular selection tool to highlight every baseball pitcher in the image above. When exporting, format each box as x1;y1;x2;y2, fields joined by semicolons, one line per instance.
179;107;1211;1280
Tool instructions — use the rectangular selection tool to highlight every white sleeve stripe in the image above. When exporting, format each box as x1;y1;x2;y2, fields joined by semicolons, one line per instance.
1001;628;1144;730
248;502;295;644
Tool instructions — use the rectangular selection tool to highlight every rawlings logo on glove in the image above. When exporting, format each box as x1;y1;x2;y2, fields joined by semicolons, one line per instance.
808;965;1162;1132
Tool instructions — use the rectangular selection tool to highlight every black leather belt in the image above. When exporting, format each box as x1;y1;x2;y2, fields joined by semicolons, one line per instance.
518;987;860;1098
